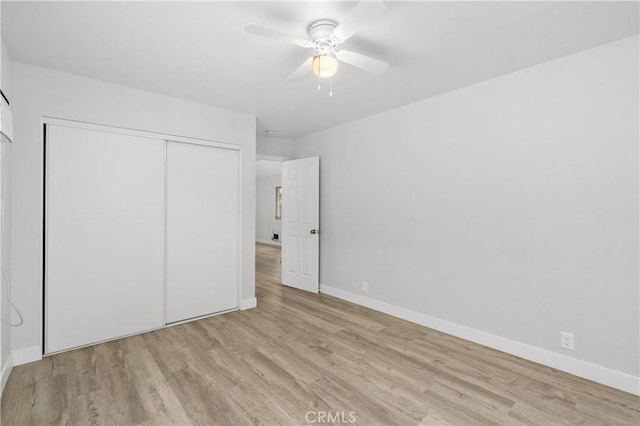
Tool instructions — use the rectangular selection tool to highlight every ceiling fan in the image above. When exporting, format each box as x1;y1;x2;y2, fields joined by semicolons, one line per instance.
245;0;389;84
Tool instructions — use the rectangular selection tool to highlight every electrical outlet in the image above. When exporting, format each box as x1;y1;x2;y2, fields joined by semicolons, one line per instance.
561;332;574;351
362;281;368;292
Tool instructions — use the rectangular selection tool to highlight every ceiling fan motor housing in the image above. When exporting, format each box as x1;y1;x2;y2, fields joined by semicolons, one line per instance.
307;19;338;45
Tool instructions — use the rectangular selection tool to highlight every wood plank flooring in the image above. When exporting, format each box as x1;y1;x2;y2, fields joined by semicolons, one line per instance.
2;243;638;425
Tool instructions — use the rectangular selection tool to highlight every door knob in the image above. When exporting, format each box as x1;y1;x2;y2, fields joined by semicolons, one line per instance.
310;229;319;235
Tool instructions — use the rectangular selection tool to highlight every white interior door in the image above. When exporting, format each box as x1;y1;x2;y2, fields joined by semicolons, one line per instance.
165;141;239;323
281;157;320;293
46;125;165;354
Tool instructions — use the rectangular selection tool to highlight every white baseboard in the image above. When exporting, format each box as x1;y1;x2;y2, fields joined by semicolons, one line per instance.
320;284;640;396
240;297;257;310
1;352;13;395
13;346;42;366
256;238;280;246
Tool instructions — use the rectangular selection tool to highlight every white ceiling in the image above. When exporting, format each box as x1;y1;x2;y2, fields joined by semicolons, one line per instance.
2;1;638;138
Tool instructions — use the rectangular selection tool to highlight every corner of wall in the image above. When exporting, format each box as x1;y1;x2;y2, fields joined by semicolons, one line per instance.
240;297;257;310
0;351;12;395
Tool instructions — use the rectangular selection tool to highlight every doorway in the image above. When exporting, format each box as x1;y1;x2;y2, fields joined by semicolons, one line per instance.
256;155;287;248
255;155;320;293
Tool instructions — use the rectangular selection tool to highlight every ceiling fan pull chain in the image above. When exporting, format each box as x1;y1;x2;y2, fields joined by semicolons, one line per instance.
329;78;333;97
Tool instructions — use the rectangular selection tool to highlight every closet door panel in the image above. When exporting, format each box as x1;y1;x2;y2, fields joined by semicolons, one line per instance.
46;125;165;354
166;142;239;323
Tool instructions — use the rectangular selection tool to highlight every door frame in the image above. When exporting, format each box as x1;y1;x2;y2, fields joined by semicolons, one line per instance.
257;154;289;162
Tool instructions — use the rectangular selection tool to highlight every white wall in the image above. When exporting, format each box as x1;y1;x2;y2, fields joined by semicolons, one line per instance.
1;39;11;101
256;171;282;245
0;139;13;390
0;34;14;392
257;134;294;158
10;62;256;362
295;36;639;389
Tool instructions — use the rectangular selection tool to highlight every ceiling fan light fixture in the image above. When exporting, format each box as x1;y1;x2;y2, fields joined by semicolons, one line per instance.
312;55;338;78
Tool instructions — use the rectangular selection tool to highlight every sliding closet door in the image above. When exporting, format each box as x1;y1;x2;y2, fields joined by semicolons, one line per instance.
46;125;165;354
166;142;239;323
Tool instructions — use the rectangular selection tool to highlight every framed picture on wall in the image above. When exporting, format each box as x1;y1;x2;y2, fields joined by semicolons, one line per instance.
275;186;283;219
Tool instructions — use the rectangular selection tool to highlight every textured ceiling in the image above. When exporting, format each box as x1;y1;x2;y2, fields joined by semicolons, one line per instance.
3;1;638;138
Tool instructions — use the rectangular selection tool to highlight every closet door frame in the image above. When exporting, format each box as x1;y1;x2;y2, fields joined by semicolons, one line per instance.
43;117;242;355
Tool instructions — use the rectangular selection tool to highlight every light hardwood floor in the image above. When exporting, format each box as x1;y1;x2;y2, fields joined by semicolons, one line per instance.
2;243;638;425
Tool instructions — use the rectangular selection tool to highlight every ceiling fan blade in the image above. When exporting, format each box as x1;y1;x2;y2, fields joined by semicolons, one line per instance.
245;24;313;48
331;0;387;43
336;50;388;74
286;57;314;82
